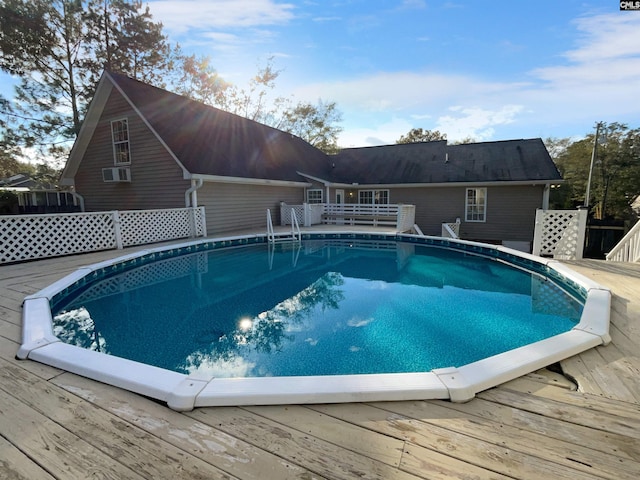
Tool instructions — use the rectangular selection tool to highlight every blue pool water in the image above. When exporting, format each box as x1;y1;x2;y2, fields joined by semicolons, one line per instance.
51;238;583;378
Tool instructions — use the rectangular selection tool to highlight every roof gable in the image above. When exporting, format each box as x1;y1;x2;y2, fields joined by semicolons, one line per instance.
107;72;330;182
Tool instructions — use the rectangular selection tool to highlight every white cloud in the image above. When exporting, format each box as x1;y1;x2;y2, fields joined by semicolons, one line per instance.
185;354;256;378
149;0;296;33
563;14;640;63
338;117;414;147
435;105;524;141
347;317;374;327
302;11;640;145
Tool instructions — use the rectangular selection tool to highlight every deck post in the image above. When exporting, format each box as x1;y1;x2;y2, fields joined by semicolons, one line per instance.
112;210;123;249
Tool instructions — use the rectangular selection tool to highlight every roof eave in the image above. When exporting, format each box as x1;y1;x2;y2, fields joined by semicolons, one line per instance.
191;173;311;187
319;179;564;188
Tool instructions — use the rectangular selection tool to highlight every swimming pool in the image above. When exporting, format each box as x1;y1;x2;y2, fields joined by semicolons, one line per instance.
19;232;611;410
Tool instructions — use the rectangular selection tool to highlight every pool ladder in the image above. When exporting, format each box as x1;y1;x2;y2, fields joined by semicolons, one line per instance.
267;208;302;244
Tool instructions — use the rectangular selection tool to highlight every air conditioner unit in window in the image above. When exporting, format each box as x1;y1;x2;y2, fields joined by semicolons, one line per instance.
102;167;131;182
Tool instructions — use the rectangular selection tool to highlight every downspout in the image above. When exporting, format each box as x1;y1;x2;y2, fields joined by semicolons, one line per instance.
542;184;550;210
185;178;203;207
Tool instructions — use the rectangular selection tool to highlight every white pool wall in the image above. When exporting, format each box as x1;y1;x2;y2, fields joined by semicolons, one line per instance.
19;232;611;411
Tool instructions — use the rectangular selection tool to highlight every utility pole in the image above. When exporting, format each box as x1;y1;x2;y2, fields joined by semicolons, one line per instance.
584;122;602;208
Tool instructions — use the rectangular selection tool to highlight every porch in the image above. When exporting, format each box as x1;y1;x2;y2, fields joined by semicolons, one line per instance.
280;202;416;232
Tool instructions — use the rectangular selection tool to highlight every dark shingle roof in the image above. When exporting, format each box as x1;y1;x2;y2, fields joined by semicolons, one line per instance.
106;72;560;186
329;139;561;184
108;72;330;181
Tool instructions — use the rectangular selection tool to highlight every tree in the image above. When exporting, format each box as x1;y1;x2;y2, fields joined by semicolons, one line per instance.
396;128;447;144
84;0;174;87
450;136;477;145
0;0;172;163
0;95;22;176
552;123;640;220
172;54;229;106
279;100;343;154
176;56;343;153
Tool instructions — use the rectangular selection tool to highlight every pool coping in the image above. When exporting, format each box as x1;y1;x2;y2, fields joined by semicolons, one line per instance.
18;231;611;411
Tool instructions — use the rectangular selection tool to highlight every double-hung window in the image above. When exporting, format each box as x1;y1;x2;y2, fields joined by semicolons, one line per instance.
307;189;323;204
465;188;487;222
111;119;131;165
359;189;389;204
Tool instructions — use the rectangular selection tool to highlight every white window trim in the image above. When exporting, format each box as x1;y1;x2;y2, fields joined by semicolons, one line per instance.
358;189;390;204
306;188;323;204
465;187;487;223
111;118;131;165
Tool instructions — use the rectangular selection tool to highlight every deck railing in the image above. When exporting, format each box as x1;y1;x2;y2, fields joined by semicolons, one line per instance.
0;207;206;265
280;203;415;232
606;219;640;262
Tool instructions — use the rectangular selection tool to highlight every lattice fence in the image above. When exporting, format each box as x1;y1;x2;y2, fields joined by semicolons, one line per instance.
0;212;116;264
532;209;587;260
0;207;206;264
68;252;209;305
279;203;306;226
119;207;206;247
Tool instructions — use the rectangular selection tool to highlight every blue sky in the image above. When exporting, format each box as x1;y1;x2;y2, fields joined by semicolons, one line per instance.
145;0;640;147
3;0;639;149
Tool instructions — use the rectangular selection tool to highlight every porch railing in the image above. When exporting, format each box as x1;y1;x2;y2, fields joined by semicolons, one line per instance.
606;219;640;262
280;203;415;232
0;207;206;265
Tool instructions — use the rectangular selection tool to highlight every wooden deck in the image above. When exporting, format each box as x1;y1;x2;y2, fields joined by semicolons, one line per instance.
1;245;639;479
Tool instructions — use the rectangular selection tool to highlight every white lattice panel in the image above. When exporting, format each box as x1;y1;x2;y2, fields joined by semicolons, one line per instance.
280;204;305;226
68;252;209;305
0;212;116;264
531;276;581;318
119;208;200;247
532;209;587;260
1;207;206;264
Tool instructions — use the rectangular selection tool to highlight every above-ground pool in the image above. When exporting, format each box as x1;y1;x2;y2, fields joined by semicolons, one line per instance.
19;232;611;411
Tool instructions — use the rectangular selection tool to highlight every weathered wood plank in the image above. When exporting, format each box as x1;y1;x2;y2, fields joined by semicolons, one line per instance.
0;385;147;479
516;368;576;390
430;398;640;462
313;401;628;480
479;387;640;439
0;434;56;480
244;405;405;468
502;377;640;419
52;372;324;480
0;360;238;480
398;442;512;480
0;317;21;342
0;335;62;380
187;406;422;480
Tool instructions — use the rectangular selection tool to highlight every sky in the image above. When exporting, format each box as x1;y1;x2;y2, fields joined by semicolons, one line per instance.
3;0;640;149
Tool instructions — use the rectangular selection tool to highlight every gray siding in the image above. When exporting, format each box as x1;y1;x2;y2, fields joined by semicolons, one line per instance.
197;182;305;235
75;89;189;211
329;185;544;243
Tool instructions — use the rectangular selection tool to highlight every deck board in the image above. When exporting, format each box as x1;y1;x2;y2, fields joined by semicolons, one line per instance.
1;242;639;479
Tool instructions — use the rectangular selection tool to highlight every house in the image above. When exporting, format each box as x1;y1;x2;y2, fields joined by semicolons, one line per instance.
60;71;562;249
60;71;330;234
308;140;562;249
1;174;80;214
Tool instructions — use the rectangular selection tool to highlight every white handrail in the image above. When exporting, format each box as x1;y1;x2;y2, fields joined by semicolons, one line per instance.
267;208;275;243
290;208;301;242
606;220;640;262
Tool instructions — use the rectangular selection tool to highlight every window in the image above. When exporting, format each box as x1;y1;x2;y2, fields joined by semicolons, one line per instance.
111;119;131;165
307;189;323;203
465;188;487;222
358;189;389;204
